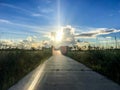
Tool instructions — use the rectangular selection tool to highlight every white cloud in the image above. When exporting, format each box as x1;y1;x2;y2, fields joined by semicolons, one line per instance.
0;3;32;14
0;3;48;18
43;33;51;38
0;18;39;29
46;0;52;4
106;36;112;39
17;36;43;49
0;19;12;24
0;18;53;38
0;40;14;46
0;18;37;28
53;25;76;47
27;37;33;42
32;13;43;17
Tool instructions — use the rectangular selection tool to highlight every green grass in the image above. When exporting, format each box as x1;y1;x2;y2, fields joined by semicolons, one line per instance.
66;49;120;84
0;48;52;90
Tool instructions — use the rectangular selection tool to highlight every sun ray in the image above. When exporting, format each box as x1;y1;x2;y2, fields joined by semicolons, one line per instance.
57;0;61;30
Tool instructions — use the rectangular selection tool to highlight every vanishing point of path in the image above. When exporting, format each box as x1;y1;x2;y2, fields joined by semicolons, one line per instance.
9;50;120;90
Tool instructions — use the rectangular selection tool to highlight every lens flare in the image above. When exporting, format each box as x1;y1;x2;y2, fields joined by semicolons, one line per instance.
55;30;63;42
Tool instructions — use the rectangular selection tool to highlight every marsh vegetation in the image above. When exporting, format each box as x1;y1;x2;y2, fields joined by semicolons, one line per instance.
66;49;120;84
0;48;52;90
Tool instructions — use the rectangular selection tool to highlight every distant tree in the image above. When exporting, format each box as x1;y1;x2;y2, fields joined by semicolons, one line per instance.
77;39;80;42
31;47;36;50
88;45;92;50
110;46;114;49
114;36;118;49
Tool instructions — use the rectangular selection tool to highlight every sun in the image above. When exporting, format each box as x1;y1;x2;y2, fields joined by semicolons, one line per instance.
55;30;63;42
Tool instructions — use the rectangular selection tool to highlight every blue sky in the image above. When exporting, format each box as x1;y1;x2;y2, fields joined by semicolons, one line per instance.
62;0;120;28
0;0;120;41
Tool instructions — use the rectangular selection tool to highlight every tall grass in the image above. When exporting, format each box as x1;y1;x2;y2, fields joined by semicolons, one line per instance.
66;49;120;84
0;48;52;90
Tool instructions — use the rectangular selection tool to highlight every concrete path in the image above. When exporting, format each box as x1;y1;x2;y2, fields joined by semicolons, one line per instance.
9;51;120;90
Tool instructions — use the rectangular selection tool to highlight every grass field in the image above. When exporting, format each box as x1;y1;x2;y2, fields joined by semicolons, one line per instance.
0;48;52;90
66;49;120;84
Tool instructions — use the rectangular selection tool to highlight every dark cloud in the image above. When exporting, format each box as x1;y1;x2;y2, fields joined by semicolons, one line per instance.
75;28;120;38
76;32;97;37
